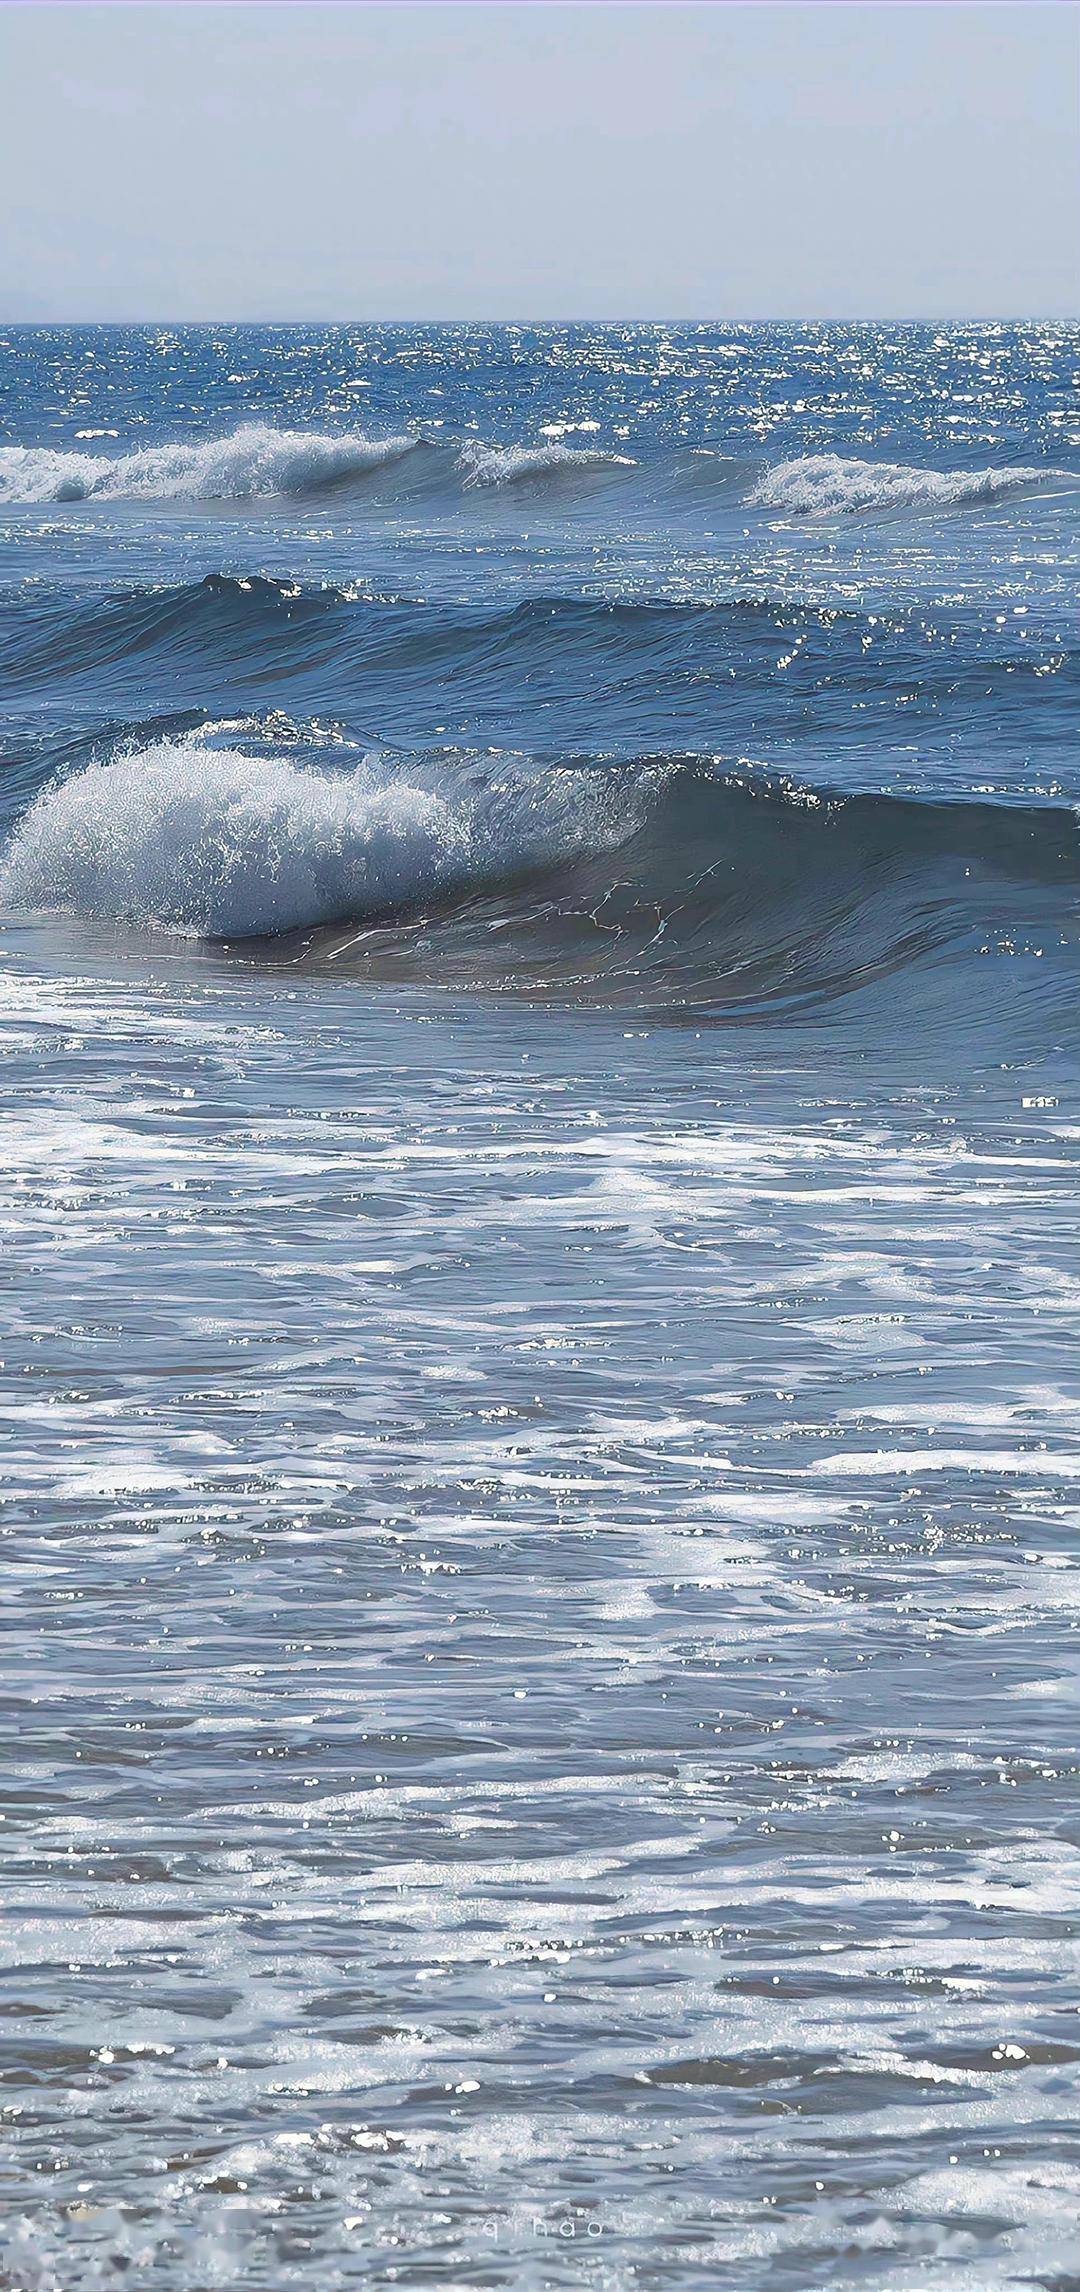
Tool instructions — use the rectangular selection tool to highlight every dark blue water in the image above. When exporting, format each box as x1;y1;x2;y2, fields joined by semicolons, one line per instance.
3;326;1080;2291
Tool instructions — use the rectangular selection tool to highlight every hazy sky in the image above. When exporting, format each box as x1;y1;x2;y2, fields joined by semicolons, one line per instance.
1;4;1076;321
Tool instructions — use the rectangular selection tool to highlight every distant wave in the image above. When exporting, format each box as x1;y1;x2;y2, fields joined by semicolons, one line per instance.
0;424;421;504
749;454;1058;517
0;423;635;505
457;440;635;488
0;427;1070;515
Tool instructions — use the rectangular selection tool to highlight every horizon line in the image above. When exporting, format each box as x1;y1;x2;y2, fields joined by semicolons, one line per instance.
2;312;1077;328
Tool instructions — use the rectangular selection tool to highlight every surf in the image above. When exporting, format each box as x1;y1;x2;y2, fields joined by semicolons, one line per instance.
0;424;423;504
0;735;628;940
4;737;1076;1031
749;453;1058;516
0;424;1066;516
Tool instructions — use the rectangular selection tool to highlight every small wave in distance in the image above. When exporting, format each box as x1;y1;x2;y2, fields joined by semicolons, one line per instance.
750;453;1057;516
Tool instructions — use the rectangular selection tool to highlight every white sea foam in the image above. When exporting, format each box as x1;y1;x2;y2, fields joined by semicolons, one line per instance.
0;424;419;504
0;737;624;939
0;742;452;936
750;453;1055;516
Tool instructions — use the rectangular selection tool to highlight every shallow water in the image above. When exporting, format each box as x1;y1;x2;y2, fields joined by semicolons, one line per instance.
2;325;1080;2289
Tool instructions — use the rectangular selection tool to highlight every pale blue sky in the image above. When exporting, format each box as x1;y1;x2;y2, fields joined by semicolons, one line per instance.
1;4;1076;320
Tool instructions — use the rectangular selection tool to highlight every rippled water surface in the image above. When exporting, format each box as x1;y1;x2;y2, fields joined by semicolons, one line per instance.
2;325;1080;2290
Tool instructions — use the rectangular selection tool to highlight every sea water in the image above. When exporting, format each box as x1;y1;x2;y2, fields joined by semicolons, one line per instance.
2;323;1079;2289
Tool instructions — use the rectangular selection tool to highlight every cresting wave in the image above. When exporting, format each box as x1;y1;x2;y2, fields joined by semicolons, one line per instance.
0;571;920;685
0;425;428;505
4;738;1078;1022
8;566;1080;705
0;737;629;939
750;453;1056;515
0;424;1064;511
457;439;636;487
0;424;635;504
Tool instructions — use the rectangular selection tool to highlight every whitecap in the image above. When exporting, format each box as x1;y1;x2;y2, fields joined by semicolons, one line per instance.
750;452;1059;517
0;423;420;503
0;736;627;939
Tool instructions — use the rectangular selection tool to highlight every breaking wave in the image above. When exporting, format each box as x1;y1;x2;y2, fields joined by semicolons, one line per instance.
0;736;628;940
4;736;1077;1024
750;454;1058;517
0;424;634;506
457;440;636;487
1;425;1066;515
0;425;422;504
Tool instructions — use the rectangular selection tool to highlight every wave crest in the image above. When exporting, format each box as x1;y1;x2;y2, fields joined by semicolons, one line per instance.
749;454;1054;517
457;440;635;488
0;428;1067;515
0;737;627;939
4;739;1078;1033
0;424;636;506
0;425;420;505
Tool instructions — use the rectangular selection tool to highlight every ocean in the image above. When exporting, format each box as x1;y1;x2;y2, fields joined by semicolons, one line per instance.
2;322;1079;2290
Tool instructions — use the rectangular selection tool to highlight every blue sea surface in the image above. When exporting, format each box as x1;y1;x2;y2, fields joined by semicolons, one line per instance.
2;324;1080;2290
